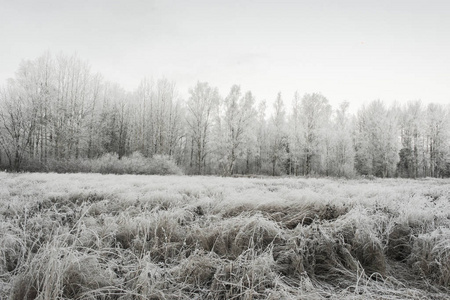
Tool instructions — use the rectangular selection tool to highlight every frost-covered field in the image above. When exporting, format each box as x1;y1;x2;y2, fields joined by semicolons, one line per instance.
0;173;449;299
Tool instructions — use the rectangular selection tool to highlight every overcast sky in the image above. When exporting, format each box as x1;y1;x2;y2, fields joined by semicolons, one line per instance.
1;0;450;112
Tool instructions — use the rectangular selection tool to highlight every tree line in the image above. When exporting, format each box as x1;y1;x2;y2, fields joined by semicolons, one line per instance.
1;53;449;178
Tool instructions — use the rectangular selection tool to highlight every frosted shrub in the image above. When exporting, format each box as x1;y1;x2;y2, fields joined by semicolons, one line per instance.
149;154;183;175
118;152;183;175
19;152;183;175
120;151;146;174
93;152;119;174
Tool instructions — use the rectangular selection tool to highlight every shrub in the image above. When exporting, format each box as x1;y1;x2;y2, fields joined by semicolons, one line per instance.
18;152;183;175
148;154;183;175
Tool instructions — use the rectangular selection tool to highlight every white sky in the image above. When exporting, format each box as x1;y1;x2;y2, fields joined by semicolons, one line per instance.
1;0;450;112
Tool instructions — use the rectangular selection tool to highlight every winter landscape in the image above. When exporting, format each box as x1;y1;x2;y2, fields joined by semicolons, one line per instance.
1;0;450;299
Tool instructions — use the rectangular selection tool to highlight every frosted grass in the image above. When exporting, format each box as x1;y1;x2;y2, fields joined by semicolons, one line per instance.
0;172;449;299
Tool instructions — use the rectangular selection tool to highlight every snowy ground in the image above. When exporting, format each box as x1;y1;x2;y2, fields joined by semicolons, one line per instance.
1;172;449;299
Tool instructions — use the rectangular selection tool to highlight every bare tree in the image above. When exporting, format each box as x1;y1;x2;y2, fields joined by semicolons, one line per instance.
398;101;424;178
328;102;355;177
300;93;331;175
355;100;399;177
0;81;38;170
255;100;268;174
425;103;449;177
268;92;286;175
186;82;220;174
220;85;256;175
287;92;303;175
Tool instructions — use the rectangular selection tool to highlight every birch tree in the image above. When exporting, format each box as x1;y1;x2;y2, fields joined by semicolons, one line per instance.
329;102;355;177
288;91;303;175
425;103;449;177
186;82;220;174
220;85;256;175
255;100;268;174
300;93;331;175
0;81;38;170
355;100;399;177
268;92;286;175
398;101;424;178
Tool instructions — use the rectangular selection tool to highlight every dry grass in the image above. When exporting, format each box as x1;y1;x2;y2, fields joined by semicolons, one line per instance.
0;172;449;299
